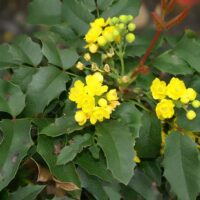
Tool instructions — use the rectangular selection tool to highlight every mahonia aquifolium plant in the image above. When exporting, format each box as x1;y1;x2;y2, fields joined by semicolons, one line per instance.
150;77;199;120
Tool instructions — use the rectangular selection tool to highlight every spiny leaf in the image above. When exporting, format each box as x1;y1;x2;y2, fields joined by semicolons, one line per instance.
0;119;32;191
163;132;200;200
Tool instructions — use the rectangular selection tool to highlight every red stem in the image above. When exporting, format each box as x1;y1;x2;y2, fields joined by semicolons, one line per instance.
131;30;161;78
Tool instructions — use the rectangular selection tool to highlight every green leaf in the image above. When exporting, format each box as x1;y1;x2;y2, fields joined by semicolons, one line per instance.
152;51;194;75
96;120;134;184
163;132;200;200
27;0;62;25
77;168;109;200
128;169;162;200
102;182;121;200
140;161;162;186
135;112;161;158
37;33;79;69
40;115;83;137
12;68;37;92
0;119;32;191
0;44;15;66
0;79;26;117
101;0;140;18
37;135;80;187
75;151;113;182
174;35;200;72
57;134;92;165
113;102;142;138
13;35;42;66
24;66;69;116
176;108;200;132
9;185;45;200
62;0;94;35
97;0;114;10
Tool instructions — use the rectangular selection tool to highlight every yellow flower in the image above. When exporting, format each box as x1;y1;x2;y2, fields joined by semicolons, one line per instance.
150;78;167;100
68;80;85;103
156;99;175;120
79;95;95;114
167;77;186;100
85;26;102;43
180;88;197;104
69;73;120;126
106;89;118;101
102;26;116;42
75;111;87;125
90;106;106;124
90;18;106;28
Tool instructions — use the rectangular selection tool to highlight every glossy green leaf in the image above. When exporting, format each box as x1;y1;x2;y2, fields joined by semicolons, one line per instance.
96;120;134;184
24;66;69;116
62;0;94;35
40;115;83;137
12;68;37;92
0;44;15;66
135;112;161;158
27;0;62;25
102;182;121;200
97;0;114;10
176;108;200;132
128;169;162;200
77;168;109;200
102;0;140;18
0;120;32;191
76;151;113;182
13;35;42;66
0;79;26;117
113;102;142;138
152;51;194;75
174;35;200;72
9;185;45;200
37;135;80;187
163;132;200;200
37;34;79;69
140;161;162;186
57;134;92;165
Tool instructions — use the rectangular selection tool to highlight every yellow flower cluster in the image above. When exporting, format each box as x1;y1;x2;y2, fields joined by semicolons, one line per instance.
150;77;199;120
69;72;120;125
84;15;136;53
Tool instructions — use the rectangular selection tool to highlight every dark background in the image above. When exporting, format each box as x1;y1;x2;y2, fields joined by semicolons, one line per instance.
0;0;199;43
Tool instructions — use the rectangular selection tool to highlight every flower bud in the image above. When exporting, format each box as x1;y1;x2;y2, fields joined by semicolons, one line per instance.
107;48;115;58
186;110;196;120
83;53;91;61
103;64;111;73
111;17;119;24
89;43;98;53
121;75;130;83
91;62;99;71
192;100;200;108
128;23;136;31
76;61;84;70
127;15;134;21
119;15;128;23
126;33;135;43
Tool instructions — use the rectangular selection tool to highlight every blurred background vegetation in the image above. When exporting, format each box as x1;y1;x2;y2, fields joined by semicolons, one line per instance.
0;0;200;43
